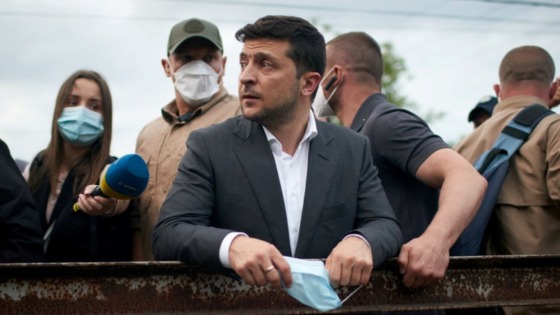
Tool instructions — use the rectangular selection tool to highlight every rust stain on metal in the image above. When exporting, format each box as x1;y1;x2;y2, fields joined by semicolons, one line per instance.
0;256;559;314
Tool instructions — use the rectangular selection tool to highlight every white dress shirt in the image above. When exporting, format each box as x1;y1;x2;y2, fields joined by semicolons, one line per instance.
218;112;369;268
219;112;317;267
263;113;318;255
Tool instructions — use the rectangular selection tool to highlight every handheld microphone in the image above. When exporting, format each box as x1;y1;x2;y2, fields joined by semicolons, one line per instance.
73;154;149;212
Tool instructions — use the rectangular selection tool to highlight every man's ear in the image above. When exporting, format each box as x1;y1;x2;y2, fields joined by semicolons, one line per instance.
324;75;337;91
548;79;559;108
493;84;501;100
549;79;559;99
162;59;172;77
326;65;344;91
221;56;227;77
301;72;322;98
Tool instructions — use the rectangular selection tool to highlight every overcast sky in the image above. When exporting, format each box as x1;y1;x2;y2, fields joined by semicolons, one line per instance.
1;0;559;162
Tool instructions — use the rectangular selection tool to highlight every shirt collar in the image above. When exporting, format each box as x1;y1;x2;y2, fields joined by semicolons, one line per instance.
262;110;318;155
161;86;229;124
350;93;387;132
493;95;548;114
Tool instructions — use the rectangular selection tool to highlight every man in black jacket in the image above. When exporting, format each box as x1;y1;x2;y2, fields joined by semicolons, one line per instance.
0;139;44;262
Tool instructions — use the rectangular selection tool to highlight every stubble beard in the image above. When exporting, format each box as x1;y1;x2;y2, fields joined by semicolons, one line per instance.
243;84;299;131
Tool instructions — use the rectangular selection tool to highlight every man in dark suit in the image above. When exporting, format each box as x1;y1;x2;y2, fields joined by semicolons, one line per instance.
152;15;403;289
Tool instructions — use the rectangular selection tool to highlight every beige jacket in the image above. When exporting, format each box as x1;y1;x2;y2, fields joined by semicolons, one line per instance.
456;96;560;315
135;87;241;260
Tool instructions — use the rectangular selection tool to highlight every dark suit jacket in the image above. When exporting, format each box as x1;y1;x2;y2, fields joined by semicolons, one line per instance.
152;116;403;269
0;139;44;262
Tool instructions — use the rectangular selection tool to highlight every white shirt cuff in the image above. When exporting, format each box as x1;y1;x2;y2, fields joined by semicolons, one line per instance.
219;232;248;268
344;233;371;251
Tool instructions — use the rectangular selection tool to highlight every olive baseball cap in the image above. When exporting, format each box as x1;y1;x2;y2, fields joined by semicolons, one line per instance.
167;18;223;55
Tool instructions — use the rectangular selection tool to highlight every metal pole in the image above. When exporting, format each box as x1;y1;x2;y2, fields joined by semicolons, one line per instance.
0;255;559;314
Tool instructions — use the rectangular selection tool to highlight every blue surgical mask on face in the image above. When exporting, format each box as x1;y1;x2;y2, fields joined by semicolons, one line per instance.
282;256;362;312
57;106;104;146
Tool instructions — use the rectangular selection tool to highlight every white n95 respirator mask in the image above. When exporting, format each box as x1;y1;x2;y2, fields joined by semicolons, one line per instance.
174;60;220;107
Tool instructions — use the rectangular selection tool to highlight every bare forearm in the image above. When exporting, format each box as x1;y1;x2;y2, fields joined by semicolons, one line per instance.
427;168;487;246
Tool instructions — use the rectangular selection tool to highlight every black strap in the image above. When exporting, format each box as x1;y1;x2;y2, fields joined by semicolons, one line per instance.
480;104;553;174
502;126;529;140
478;148;507;174
513;104;552;127
498;104;553;140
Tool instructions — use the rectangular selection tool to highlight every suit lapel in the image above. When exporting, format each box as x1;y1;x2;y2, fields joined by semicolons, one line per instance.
232;119;292;256
295;123;340;257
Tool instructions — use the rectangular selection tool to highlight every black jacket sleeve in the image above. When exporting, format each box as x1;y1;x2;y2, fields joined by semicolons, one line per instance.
0;139;44;262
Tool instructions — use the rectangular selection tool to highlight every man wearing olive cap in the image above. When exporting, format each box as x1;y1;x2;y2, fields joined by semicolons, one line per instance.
134;18;241;260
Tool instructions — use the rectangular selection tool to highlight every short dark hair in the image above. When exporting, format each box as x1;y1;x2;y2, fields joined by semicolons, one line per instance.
499;45;555;86
328;32;383;85
235;15;325;78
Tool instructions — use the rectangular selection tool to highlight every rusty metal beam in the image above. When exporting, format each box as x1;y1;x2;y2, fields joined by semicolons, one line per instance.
0;255;559;314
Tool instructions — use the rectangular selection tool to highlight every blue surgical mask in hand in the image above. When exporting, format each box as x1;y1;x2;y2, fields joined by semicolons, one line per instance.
282;256;362;312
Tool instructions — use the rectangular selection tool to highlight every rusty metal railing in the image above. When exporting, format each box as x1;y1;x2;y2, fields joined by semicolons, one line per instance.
0;255;559;314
